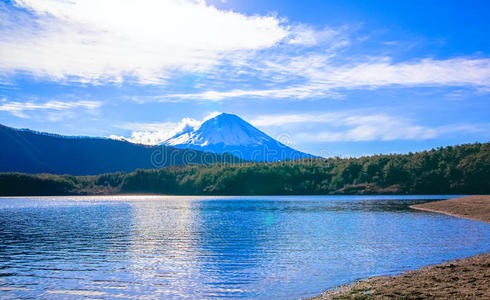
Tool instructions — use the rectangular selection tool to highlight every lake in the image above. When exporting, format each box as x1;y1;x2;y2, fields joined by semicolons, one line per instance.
0;195;489;299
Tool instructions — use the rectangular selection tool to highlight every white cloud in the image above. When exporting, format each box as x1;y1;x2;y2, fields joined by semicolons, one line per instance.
252;112;347;127
0;99;101;118
0;0;288;83
166;84;341;101
1;0;489;101
167;57;490;101
296;116;437;142
288;25;340;46
252;112;489;142
323;57;490;88
111;112;219;145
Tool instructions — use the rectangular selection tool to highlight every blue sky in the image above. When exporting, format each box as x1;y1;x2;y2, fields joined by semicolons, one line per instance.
0;0;489;157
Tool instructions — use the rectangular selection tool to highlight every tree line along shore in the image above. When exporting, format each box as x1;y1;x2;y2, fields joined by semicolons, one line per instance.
0;142;489;196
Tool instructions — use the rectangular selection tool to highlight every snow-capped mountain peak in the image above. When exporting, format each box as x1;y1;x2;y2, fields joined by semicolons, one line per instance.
165;113;272;146
163;113;315;161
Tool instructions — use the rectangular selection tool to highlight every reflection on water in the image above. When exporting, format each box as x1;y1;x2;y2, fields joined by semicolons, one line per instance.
0;195;489;299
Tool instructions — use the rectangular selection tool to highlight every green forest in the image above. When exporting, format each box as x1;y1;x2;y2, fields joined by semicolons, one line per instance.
1;142;489;196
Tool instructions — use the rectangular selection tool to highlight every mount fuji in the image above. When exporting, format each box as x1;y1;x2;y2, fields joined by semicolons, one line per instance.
163;113;316;161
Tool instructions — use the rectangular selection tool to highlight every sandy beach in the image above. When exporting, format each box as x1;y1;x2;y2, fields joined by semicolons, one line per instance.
411;195;490;223
309;195;490;299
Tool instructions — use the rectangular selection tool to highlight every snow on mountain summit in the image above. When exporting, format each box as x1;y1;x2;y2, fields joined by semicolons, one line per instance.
163;113;315;162
165;113;273;147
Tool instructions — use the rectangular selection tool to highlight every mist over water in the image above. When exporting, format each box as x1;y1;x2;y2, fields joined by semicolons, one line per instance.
0;196;489;299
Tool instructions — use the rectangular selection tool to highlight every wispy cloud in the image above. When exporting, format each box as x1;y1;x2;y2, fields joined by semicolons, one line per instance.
288;25;342;46
166;85;342;101
166;57;490;101
0;99;101;118
295;115;437;142
252;112;490;142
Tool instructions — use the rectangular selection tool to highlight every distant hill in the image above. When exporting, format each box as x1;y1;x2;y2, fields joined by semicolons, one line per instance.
163;113;316;161
0;124;238;175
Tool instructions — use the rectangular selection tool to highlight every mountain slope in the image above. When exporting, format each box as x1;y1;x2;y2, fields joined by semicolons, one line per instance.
0;124;238;175
163;113;316;161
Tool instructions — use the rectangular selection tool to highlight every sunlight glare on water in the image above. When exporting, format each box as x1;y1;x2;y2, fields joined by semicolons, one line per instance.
0;195;489;299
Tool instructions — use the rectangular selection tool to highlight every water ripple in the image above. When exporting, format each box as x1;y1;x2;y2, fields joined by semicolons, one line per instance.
0;195;488;299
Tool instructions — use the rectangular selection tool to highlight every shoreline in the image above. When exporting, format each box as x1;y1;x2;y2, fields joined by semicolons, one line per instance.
309;195;490;299
410;195;490;223
309;253;490;300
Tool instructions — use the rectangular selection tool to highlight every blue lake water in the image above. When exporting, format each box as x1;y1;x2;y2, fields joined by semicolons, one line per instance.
0;195;489;299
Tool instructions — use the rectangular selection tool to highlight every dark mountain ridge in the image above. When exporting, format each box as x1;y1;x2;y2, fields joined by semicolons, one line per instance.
0;124;238;175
